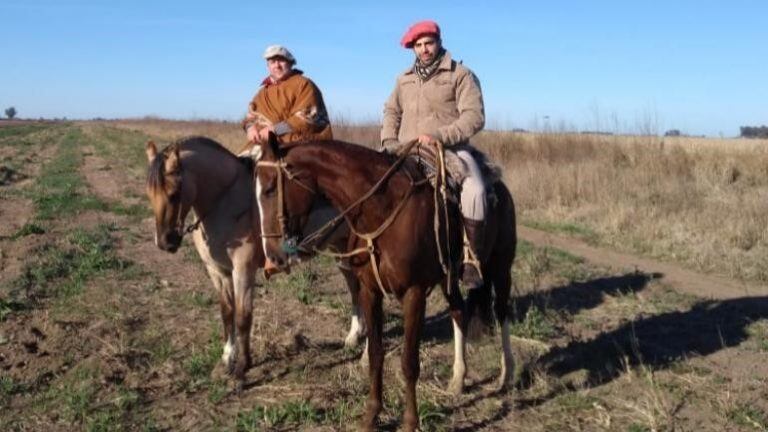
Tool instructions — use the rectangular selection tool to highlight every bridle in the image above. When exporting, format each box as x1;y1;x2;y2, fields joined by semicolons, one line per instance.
254;159;317;254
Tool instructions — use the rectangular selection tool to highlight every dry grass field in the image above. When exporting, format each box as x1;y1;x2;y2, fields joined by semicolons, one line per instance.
1;120;767;431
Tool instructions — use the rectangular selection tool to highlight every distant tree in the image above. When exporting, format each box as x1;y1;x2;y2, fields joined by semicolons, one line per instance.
4;107;16;119
664;129;681;137
740;125;768;138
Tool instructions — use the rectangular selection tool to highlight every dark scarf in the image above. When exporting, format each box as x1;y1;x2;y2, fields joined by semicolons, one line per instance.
413;48;446;82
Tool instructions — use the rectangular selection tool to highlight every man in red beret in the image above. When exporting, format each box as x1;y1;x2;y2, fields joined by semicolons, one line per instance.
381;20;488;291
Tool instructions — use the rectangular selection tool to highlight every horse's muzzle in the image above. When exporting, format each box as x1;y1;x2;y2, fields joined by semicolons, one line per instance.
157;231;182;253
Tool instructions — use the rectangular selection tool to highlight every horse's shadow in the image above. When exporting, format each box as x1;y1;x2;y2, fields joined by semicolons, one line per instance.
535;295;768;390
384;271;659;344
513;271;660;319
242;339;359;390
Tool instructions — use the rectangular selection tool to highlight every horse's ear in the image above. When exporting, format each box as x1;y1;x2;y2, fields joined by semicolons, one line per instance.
164;145;180;174
145;140;157;162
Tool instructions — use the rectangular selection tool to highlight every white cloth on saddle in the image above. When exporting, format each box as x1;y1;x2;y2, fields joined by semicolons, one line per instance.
456;150;486;220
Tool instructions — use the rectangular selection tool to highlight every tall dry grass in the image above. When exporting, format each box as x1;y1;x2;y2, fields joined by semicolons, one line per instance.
103;118;768;283
475;131;768;283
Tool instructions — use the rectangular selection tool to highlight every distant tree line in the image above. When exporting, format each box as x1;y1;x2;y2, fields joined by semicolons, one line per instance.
740;125;768;138
4;107;16;119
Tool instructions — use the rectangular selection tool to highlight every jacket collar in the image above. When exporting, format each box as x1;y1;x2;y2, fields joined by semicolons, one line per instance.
404;51;453;75
261;69;304;87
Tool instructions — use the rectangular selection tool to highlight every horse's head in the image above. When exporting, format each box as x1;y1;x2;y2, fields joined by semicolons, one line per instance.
145;141;195;253
253;133;319;271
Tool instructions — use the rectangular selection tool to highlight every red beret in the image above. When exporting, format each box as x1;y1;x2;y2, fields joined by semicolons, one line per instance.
400;20;441;48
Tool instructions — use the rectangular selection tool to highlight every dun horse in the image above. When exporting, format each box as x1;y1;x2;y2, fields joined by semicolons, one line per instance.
254;135;516;432
144;136;365;386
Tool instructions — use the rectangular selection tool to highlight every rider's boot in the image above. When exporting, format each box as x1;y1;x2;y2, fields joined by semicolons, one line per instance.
461;218;486;290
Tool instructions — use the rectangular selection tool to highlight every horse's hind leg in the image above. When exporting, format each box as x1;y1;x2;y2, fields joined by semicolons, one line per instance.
492;267;514;390
443;277;467;395
340;261;365;348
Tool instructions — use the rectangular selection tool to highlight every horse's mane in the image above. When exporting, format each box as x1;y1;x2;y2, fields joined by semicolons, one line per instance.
147;136;241;191
282;139;395;165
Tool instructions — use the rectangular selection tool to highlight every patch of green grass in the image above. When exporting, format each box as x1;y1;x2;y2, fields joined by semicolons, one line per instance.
554;392;598;413
235;400;324;431
268;264;318;305
418;399;450;432
184;291;215;309
0;298;27;321
8;222;46;240
88;125;153;175
137;326;174;366
746;320;768;352
525;220;599;243
0;124;54;140
5;224;130;312
28;128;109;220
50;365;99;423
510;305;558;341
109;202;151;220
544;246;584;266
0;376;25;407
728;403;768;430
207;379;229;404
183;326;223;391
627;424;651;432
321;398;360;428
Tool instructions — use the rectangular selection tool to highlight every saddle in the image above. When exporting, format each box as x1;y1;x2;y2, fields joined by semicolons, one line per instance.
399;143;501;207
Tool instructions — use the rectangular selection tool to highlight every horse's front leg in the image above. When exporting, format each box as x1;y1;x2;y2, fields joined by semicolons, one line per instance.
401;286;427;432
359;285;383;432
206;266;237;371
232;261;256;386
340;261;366;348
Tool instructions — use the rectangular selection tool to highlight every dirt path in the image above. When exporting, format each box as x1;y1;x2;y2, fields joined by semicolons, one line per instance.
518;226;768;300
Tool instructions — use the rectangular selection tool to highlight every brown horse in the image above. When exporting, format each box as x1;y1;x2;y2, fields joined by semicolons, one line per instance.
144;136;366;387
254;135;517;432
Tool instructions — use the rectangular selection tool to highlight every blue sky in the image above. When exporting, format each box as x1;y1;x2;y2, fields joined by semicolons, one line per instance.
1;1;765;136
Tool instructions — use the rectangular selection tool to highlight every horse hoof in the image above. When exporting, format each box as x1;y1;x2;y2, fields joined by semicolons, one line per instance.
448;378;464;396
344;335;361;349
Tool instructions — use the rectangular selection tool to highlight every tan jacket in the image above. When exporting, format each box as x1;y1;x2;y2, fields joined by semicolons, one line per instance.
242;71;333;146
381;51;485;147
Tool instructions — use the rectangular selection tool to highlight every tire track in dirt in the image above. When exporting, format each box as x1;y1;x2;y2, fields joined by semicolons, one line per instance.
518;225;768;300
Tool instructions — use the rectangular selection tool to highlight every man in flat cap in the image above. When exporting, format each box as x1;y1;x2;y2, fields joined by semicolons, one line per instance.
241;45;332;152
381;20;488;290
